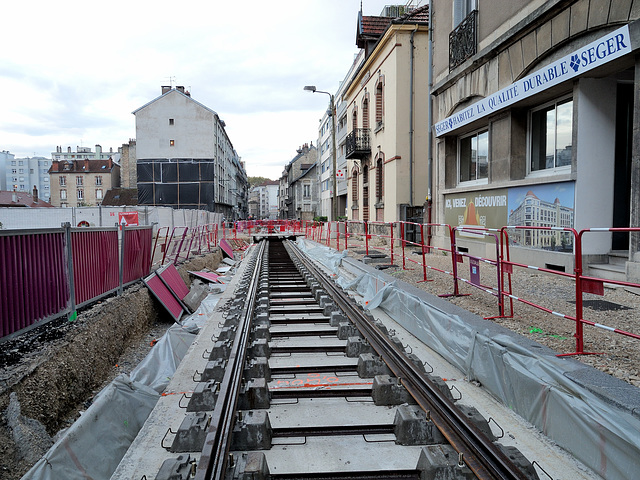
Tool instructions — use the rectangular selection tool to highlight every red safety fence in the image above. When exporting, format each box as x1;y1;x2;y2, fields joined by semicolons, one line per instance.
123;227;154;285
71;228;120;306
1;224;155;340
301;220;640;357
0;229;69;338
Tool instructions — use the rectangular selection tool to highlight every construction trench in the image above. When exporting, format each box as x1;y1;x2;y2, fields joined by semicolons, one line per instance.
0;249;224;480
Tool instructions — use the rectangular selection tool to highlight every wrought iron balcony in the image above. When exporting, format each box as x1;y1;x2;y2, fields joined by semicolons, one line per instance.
449;10;477;71
345;128;371;159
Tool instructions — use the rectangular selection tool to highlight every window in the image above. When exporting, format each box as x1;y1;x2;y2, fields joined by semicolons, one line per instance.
59;176;66;186
529;97;573;173
77;189;84;200
303;183;311;198
96;189;103;200
453;0;477;27
375;80;384;128
60;189;67;200
362;97;370;130
170;139;175;146
95;176;102;186
169;118;174;125
19;169;24;174
76;176;83;186
459;129;488;183
352;169;359;205
11;161;16;166
30;169;34;174
376;156;384;203
11;169;16;174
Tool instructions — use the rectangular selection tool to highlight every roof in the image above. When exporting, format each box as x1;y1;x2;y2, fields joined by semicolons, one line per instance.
101;188;139;206
357;15;393;48
356;5;429;49
132;88;219;117
49;158;117;174
0;190;54;208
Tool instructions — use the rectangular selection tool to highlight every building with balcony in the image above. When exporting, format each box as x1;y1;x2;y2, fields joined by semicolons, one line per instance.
133;86;248;218
431;0;640;280
316;51;365;220
343;5;430;223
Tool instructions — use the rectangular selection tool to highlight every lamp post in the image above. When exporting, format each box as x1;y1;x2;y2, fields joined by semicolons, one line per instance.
304;85;338;222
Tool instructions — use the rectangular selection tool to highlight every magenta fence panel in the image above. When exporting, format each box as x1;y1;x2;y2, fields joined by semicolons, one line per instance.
71;229;120;306
0;230;70;338
123;227;153;284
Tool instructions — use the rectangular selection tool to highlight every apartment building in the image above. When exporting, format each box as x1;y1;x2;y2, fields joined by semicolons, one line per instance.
431;0;640;280
2;152;52;202
48;158;120;207
133;86;248;218
343;5;430;223
278;144;318;220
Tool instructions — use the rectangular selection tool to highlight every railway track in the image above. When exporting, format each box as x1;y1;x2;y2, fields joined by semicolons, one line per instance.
149;238;540;480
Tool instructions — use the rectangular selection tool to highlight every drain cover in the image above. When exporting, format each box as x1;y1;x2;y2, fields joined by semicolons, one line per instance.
570;300;631;311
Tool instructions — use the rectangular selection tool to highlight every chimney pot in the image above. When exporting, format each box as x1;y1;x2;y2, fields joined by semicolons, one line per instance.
33;186;38;203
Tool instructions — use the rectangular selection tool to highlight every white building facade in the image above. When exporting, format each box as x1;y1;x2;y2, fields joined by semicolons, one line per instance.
133;86;248;218
4;154;51;202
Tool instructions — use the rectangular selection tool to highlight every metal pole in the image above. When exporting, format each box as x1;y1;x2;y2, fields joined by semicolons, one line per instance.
331;94;338;222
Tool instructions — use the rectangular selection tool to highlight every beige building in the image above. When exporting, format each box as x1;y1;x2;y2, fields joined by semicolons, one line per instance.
344;6;430;223
431;0;640;281
48;159;120;207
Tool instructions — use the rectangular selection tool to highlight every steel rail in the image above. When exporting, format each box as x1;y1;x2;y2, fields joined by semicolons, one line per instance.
286;240;528;480
195;240;266;480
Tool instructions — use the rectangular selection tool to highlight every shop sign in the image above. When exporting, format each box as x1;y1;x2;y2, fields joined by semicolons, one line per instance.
434;25;631;137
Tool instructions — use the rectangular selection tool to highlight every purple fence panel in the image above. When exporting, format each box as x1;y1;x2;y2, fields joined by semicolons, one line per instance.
0;230;70;338
71;229;119;306
123;227;153;284
157;263;190;300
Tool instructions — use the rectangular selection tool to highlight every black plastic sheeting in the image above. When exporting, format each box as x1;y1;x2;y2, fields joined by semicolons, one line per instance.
137;159;216;210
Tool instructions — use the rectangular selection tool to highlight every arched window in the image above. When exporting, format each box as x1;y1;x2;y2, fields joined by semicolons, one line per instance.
352;107;358;131
375;80;384;127
351;168;359;205
362;97;370;130
376;154;384;203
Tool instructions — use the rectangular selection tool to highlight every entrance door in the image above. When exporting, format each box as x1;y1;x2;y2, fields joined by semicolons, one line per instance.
612;83;633;251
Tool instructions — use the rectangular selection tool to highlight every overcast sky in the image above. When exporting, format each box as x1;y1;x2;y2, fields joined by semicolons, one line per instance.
1;0;421;180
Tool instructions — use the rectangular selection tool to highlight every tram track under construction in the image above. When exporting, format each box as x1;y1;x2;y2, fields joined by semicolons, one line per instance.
105;235;638;480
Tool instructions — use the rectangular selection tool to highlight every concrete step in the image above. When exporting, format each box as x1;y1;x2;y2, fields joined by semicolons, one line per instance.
587;263;626;282
609;250;629;266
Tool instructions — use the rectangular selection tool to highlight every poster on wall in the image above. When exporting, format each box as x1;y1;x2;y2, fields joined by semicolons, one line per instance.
444;182;575;250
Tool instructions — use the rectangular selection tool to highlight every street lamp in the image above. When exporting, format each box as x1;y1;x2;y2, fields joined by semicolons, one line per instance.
304;85;338;222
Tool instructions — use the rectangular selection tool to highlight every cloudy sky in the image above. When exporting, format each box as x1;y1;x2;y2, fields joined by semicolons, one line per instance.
1;0;421;180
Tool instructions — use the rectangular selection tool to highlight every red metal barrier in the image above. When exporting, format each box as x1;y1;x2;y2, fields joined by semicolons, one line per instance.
451;226;505;317
71;228;120;306
0;230;70;338
569;227;640;356
123;227;153;285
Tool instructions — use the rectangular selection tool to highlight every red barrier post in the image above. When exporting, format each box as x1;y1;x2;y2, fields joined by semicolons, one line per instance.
365;221;369;256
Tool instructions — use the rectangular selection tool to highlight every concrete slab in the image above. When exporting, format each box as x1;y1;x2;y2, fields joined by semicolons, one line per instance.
111;250;254;480
256;436;424;474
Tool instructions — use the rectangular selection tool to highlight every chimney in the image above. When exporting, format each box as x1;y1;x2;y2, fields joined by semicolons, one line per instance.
12;189;17;203
32;186;38;203
162;85;171;94
176;86;185;94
